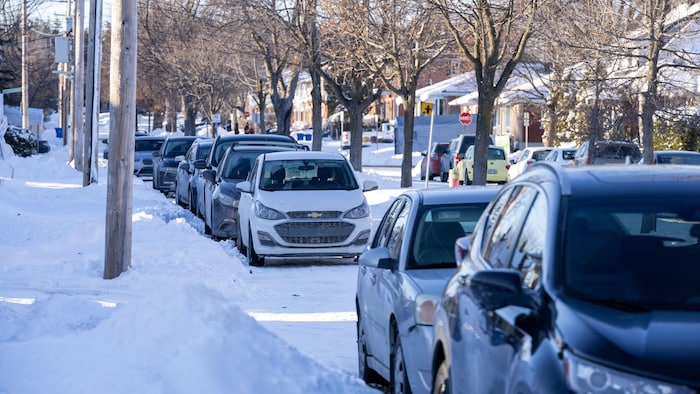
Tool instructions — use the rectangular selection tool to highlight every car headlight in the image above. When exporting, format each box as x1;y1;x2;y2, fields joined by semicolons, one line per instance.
564;351;694;394
415;294;440;326
254;201;285;220
213;189;235;206
344;200;370;219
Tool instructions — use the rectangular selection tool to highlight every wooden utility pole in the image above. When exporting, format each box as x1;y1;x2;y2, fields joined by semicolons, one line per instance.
104;0;137;279
20;0;29;130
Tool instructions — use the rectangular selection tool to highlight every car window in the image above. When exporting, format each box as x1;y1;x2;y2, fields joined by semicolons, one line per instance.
373;198;406;248
562;149;576;160
510;192;546;289
487;147;505;160
259;159;359;191
482;186;537;268
220;152;258;180
212;140;234;167
480;188;514;250
196;144;212;160
163;140;193;158
532;150;552;161
411;204;488;269
564;199;700;309
386;201;411;259
135;139;163;152
435;144;450;155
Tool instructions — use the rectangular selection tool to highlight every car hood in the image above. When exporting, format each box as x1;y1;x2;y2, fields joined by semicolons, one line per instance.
555;298;700;386
256;189;367;213
405;268;455;295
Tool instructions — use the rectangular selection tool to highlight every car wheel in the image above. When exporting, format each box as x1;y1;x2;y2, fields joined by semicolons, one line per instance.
357;307;381;385
248;228;264;267
390;329;412;394
440;172;448;183
235;225;246;255
432;359;451;394
464;169;472;185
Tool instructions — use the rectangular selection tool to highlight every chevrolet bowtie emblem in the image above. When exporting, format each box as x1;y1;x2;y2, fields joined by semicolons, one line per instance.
307;212;323;218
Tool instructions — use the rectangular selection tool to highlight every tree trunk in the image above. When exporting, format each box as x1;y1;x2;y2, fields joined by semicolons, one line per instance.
310;67;323;151
349;108;363;172
401;95;416;188
473;92;495;186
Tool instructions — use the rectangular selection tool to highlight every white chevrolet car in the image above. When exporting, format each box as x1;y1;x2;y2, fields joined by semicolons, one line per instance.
236;151;379;266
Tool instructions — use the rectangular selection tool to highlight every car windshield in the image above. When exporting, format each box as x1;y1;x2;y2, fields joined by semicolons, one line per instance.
135;139;163;152
564;199;700;310
409;204;487;269
220;151;258;180
657;154;700;165
163;140;192;158
196;144;212;160
259;159;358;191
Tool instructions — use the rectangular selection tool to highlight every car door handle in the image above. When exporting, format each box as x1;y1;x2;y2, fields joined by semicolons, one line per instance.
370;273;377;285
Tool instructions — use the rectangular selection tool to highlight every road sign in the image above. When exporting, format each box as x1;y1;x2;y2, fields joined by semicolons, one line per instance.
421;102;433;116
459;112;472;125
2;87;21;94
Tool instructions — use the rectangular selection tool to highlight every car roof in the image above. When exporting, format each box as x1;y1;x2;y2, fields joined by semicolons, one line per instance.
164;135;197;141
654;150;700;156
401;186;500;206
215;134;297;143
230;145;297;153
135;135;165;140
525;162;700;198
259;151;347;161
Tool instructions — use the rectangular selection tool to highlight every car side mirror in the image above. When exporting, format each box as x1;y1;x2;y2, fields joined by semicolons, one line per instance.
175;155;185;162
179;162;190;172
363;180;379;192
202;169;216;183
236;181;252;193
469;270;532;311
454;236;471;266
358;247;396;270
193;159;207;170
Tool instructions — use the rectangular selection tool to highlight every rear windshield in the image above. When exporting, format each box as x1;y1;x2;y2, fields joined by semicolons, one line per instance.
434;144;450;154
562;150;577;160
259;159;358;191
163;140;193;158
487;148;505;160
596;144;641;160
532;150;552;161
135;139;164;152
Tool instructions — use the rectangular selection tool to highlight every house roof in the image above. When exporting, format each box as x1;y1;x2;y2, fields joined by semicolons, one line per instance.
416;73;477;102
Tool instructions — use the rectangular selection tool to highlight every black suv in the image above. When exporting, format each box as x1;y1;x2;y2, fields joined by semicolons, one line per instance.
432;163;700;394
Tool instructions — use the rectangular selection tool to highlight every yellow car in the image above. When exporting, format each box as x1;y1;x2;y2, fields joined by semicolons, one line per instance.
462;145;509;185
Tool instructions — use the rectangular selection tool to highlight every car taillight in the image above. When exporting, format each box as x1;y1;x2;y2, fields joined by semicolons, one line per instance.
526;159;535;166
506;164;511;170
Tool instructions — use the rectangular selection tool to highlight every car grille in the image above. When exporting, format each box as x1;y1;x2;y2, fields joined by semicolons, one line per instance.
275;221;355;244
287;211;341;219
163;172;176;182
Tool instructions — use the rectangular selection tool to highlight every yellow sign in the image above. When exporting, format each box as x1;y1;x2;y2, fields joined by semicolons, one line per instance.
421;102;433;116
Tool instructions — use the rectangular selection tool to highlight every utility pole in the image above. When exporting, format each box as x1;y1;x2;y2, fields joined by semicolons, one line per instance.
21;0;29;130
104;0;137;279
83;0;102;185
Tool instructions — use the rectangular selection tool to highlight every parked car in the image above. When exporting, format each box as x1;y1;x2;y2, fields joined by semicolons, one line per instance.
236;151;379;266
431;163;700;394
447;134;495;184
507;146;553;181
102;130;150;159
152;136;197;194
201;145;296;239
542;146;577;167
174;138;213;211
356;187;498;394
569;140;641;166
462;144;509;185
420;142;451;182
192;134;306;219
639;150;700;165
133;136;165;179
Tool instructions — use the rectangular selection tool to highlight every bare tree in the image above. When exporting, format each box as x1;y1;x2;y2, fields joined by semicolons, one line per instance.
430;0;540;185
350;0;450;187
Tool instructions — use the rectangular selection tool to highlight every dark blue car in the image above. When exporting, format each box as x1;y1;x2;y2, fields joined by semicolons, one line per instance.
432;163;700;394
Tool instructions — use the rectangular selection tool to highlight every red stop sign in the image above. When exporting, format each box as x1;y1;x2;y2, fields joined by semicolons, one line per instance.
459;112;472;125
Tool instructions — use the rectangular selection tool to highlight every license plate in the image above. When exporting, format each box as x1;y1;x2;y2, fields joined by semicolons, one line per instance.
488;169;497;174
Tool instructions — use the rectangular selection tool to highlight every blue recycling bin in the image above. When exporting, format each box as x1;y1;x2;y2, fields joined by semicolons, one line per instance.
304;133;312;141
55;127;62;138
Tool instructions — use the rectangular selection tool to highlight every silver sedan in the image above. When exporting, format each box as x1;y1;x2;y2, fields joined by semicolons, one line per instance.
355;186;499;394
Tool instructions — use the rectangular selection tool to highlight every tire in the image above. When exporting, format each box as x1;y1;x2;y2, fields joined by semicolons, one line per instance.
357;308;381;385
390;331;412;394
188;188;196;214
235;225;246;255
432;359;451;394
248;228;264;267
464;168;472;185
